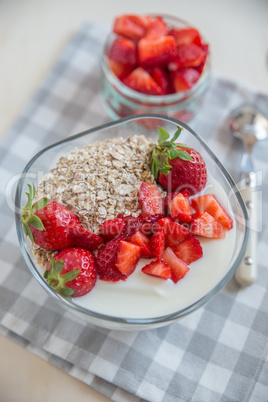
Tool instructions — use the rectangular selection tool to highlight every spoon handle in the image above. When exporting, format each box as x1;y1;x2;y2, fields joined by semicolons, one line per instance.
235;176;258;286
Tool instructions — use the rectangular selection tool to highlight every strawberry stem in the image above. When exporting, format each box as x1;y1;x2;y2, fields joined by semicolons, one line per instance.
44;258;81;298
21;184;50;243
151;126;193;180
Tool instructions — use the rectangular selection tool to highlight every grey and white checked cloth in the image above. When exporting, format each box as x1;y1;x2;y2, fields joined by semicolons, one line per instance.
1;23;268;402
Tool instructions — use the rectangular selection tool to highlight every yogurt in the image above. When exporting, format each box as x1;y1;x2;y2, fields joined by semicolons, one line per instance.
73;174;236;319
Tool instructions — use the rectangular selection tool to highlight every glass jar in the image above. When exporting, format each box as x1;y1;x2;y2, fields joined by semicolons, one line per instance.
100;15;211;123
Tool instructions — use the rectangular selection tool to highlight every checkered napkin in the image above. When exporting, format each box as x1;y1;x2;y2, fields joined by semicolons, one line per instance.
1;22;268;402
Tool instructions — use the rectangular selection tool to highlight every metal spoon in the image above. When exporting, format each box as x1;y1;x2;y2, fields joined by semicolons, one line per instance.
228;105;268;286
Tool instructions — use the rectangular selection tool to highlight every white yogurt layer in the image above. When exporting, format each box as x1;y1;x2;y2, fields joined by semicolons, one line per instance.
73;174;236;319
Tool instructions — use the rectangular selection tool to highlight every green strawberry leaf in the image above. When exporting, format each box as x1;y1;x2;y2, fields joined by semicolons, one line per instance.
32;197;50;212
158;127;170;144
61;270;81;283
44;258;78;299
151;125;193;179
28;215;45;230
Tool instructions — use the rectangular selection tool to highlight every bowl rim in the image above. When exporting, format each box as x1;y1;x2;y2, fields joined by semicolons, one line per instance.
101;13;211;105
15;114;249;328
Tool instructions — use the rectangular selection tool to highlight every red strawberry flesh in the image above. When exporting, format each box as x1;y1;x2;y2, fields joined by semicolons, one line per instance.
142;260;171;280
115;241;141;276
162;247;190;283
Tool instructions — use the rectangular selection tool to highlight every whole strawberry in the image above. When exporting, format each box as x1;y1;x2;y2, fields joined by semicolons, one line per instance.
151;126;207;194
21;184;103;251
44;248;97;297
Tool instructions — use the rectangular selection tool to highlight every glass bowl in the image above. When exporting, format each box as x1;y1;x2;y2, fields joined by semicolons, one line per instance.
100;15;211;123
15;114;248;331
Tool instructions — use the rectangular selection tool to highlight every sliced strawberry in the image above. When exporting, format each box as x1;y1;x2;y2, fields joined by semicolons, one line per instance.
169;192;192;222
162;247;190;283
108;60;135;80
191;194;233;230
120;214;144;237
191;212;226;239
155;217;173;231
169;27;202;47
113;15;151;40
145;16;168;38
70;225;103;251
96;237;127;281
138;182;163;216
138;35;176;66
173;44;205;68
123;67;162;95
115;241;141;276
128;230;153;258
195;43;209;74
171;68;200;92
150;66;172;94
164;220;193;248
163;192;180;213
173;237;203;265
99;218;126;241
142;260;171;280
150;227;165;260
109;38;137;65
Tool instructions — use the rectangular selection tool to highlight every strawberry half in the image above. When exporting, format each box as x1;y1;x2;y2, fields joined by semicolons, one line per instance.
169;27;202;47
164;220;193;248
162;247;190;283
138;35;176;66
171;68;201;92
191;194;233;230
123;67;163;95
99;218;126;241
142;260;171;280
44;248;97;297
115;241;141;276
128;230;153;258
108;60;135;80
113;15;151;40
109;37;137;65
21;184;103;251
191;212;226;239
168;192;192;222
96;237;127;282
150;227;165;260
173;237;203;265
145;16;168;39
138;182;163;216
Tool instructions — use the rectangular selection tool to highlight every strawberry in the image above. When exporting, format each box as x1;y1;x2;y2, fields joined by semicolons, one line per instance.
195;43;209;74
164;220;193;248
99;218;126;241
168;192;192;222
142;260;171;280
21;185;103;251
150;66;172;94
123;67;163;95
118;214;144;237
162;247;190;283
155;217;173;231
169;27;202;47
108;60;134;80
138;35;176;66
113;15;151;40
191;212;226;239
128;230;153;258
96;237;127;282
115;241;141;276
150;227;165;260
151;126;207;194
190;194;233;230
44;248;97;297
145;16;168;38
138;182;164;216
173;237;203;265
171;68;201;91
109;37;137;65
170;44;205;69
